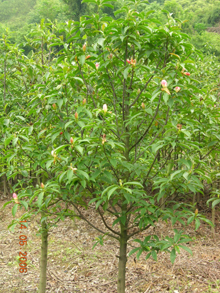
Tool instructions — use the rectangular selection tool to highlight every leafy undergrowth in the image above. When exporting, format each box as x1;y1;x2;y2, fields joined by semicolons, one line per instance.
0;198;220;293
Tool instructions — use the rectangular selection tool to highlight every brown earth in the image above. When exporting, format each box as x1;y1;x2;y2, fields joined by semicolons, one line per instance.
0;197;220;293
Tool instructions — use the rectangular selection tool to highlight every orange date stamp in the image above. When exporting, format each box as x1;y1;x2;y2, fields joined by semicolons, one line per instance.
19;220;28;273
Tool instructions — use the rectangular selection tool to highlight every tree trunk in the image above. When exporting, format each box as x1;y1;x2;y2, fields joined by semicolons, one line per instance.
161;195;165;209
212;206;215;240
117;222;128;293
38;218;48;293
193;193;196;206
3;173;9;198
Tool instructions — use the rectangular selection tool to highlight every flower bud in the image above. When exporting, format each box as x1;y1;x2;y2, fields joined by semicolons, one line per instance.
195;209;198;215
137;88;141;94
95;63;100;69
177;124;182;130
184;72;190;76
102;134;106;144
83;43;86;52
175;86;181;93
82;98;86;105
130;57;136;66
75;112;78;120
141;102;145;109
103;104;107;113
60;132;63;135
70;137;74;144
52;103;57;110
126;59;131;64
41;183;45;189
13;193;20;204
161;80;168;88
86;55;91;60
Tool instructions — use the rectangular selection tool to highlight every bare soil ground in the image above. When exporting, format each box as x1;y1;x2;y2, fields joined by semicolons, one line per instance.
0;197;220;293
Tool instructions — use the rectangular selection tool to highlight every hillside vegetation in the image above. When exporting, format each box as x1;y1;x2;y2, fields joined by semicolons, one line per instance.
1;0;220;56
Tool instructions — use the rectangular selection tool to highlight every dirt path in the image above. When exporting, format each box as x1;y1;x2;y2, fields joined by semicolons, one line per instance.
0;199;220;293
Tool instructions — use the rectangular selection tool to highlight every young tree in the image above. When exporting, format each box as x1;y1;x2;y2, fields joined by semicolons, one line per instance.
2;1;217;292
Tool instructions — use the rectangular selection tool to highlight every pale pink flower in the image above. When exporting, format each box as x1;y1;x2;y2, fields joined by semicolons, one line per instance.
175;86;181;92
103;104;107;113
95;63;100;69
161;80;168;88
13;193;20;204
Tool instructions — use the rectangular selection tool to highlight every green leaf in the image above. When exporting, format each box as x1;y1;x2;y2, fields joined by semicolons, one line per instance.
75;145;84;155
73;77;84;83
195;218;200;230
136;248;143;260
163;93;169;103
183;172;189;180
123;67;130;79
170;248;176;264
201;218;214;227
79;55;85;66
170;170;182;180
146;252;151;260
77;170;89;180
20;201;28;210
88;198;98;205
101;185;116;197
151;90;160;102
96;199;104;209
151;250;157;261
107;186;118;199
5;135;14;148
128;247;140;257
65;121;74;129
174;232;181;243
57;99;63;109
12;204;18;217
212;199;220;208
97;38;105;48
178;245;193;255
37;192;44;208
67;169;74;181
187;215;194;225
54;144;69;153
123;182;143;188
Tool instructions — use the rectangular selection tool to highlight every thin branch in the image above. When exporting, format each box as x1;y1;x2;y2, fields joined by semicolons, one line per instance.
97;207;120;235
129;92;163;152
71;203;120;240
